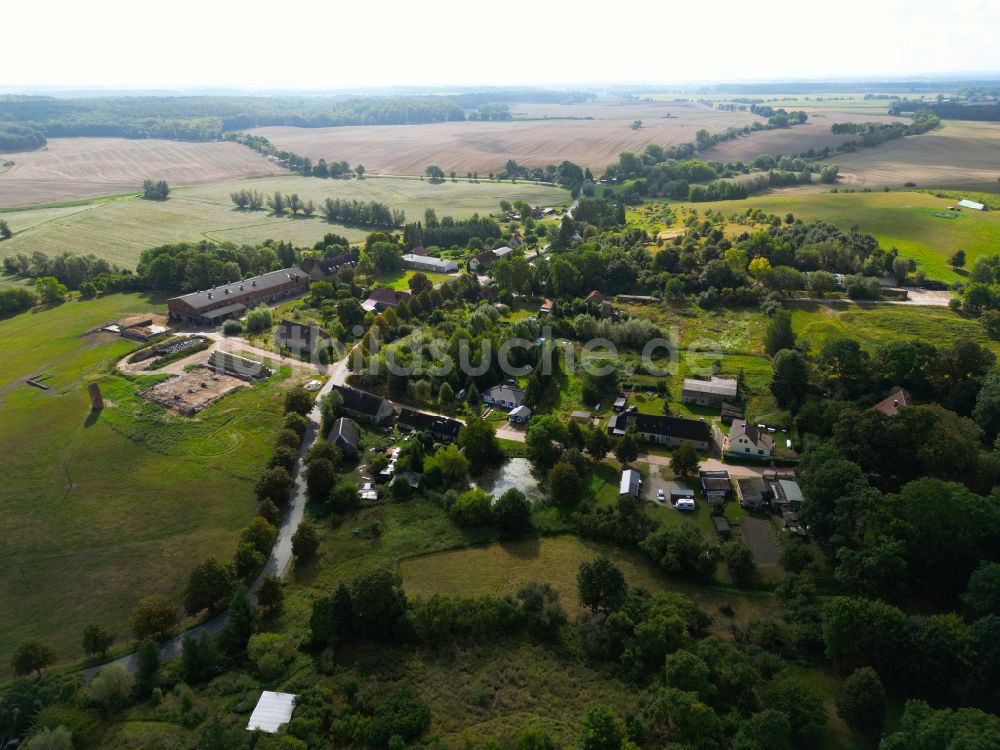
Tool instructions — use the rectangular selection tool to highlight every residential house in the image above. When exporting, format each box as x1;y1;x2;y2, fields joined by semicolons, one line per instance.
735;476;771;511
329;417;360;456
508;405;532;424
619;469;641;498
402;254;458;273
300;255;354;282
723;422;774;457
470;250;499;272
606;410;712;451
275;319;332;356
167;267;309;325
872;387;913;416
584;290;605;305
396;408;463;443
410;246;428;256
332;385;394;424
483;384;526;410
700;470;732;501
362;288;410;313
539;299;554;314
681;376;738;407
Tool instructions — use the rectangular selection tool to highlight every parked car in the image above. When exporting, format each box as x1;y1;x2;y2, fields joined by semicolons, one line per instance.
657;489;666;502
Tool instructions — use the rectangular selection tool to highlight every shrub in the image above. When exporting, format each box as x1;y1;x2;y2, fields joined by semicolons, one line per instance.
244;306;272;334
494;488;531;536
222;319;242;336
365;689;431;747
449;488;493;526
87;665;134;715
129;596;180;641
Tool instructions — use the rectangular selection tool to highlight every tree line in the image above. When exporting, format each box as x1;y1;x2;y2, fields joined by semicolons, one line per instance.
141;179;169;200
403;214;499;249
830;111;941;146
891;99;1000;121
0;123;46;151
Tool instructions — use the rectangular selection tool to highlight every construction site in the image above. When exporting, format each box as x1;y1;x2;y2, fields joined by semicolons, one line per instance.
140;368;247;416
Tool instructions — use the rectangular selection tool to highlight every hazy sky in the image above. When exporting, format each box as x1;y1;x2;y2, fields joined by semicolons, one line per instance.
3;0;998;90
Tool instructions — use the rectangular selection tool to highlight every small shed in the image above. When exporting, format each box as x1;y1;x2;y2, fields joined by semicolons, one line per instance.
712;516;731;539
571;410;592;424
613;396;627;411
619;469;641;497
247;691;297;733
959;199;986;211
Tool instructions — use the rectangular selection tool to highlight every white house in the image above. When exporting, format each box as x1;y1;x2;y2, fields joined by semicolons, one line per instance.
402;254;459;273
723;421;774;456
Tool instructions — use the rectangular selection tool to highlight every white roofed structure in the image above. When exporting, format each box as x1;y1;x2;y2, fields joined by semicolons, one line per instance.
959;199;986;211
247;691;297;733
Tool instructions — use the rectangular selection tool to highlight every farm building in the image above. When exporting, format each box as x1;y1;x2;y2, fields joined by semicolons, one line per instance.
681;376;738;407
872;387;912;416
606;410;712;451
275;320;332;355
300;254;355;282
397;408;463;443
362;288;411;313
508;405;532;424
584;290;605;305
332;385;394;424
483;384;526;410
329;417;360;456
773;478;803;514
167;267;309;324
402;254;458;273
206;350;272;381
723;422;774;457
720;402;743;424
958;199;986;211
700;470;732;501
619;469;642;498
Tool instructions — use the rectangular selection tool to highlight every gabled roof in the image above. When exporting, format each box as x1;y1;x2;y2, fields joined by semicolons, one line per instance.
872;388;913;416
474;249;497;266
682;376;738;397
585;290;605;304
169;268;306;312
728;421;774;451
365;288;410;305
411;246;428;256
629;413;712;443
329;417;359;450
620;469;641;496
539;299;554;312
332;385;390;417
484;384;526;404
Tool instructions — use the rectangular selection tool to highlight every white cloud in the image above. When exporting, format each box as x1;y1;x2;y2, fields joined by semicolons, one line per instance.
1;0;997;90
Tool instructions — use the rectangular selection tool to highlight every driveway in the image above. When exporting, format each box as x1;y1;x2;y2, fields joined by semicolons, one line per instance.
740;517;779;565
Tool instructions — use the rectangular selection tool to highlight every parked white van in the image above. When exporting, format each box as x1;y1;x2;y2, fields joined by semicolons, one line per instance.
676;498;696;512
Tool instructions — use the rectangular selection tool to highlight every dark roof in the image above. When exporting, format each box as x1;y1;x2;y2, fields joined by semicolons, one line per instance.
397;408;462;440
365;288;410;305
201;302;247;320
170;268;306;312
302;255;354;276
585;290;605;304
474;250;496;266
736;476;768;501
630;413;712;443
712;516;731;533
329;417;359;449
332;385;389;417
702;476;731;491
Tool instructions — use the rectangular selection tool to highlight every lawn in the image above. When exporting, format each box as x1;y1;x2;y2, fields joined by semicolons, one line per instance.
671;190;1000;282
0;175;568;270
0;294;297;672
399;535;780;634
789;300;1000;355
366;269;453;291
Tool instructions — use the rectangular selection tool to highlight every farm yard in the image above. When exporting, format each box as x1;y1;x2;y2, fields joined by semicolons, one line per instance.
676;190;1000;282
248;100;760;175
0;294;301;672
0;174;568;269
0;137;285;207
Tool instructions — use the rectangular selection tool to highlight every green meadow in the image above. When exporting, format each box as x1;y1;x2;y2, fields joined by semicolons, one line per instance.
0;295;294;671
674;190;1000;282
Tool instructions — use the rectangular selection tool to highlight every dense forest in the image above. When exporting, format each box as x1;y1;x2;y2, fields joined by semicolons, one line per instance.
0;122;47;151
0;95;467;142
890;99;1000;121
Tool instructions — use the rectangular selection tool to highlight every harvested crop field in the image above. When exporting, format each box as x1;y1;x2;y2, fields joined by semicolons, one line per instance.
0;174;568;268
703;110;905;162
0;137;285;207
249;101;758;175
833;120;1000;190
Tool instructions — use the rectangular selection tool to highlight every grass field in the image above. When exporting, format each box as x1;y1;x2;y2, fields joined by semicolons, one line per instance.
400;535;780;632
678;190;1000;282
0;294;296;671
0;175;568;269
249;100;759;175
789;300;1000;354
0;137;285;207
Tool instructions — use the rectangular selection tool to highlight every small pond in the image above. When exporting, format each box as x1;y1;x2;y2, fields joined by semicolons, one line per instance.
476;457;545;504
